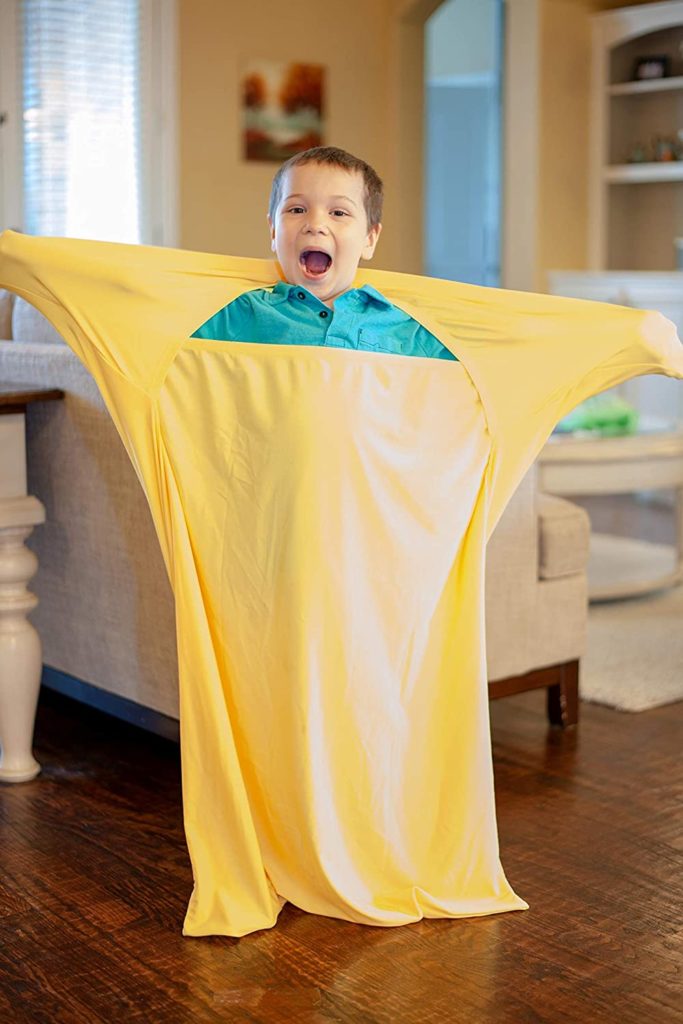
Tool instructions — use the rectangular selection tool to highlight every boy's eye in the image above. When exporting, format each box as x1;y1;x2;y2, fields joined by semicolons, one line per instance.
332;210;349;217
288;206;305;213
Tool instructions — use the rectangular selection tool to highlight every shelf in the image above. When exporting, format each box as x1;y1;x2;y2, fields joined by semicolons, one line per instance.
604;162;683;183
608;75;683;96
591;4;683;270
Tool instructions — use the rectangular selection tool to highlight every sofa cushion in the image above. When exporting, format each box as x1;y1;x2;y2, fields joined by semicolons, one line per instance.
0;288;14;340
538;492;590;579
12;295;65;344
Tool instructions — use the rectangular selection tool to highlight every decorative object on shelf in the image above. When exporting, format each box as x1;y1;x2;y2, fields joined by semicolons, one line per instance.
241;59;325;162
553;395;639;437
627;141;649;163
632;54;670;80
627;135;682;164
653;134;679;161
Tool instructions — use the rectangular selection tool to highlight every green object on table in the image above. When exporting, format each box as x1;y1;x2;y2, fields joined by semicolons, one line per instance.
554;395;640;437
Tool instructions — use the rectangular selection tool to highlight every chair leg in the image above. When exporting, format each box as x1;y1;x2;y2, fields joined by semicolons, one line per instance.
547;659;579;729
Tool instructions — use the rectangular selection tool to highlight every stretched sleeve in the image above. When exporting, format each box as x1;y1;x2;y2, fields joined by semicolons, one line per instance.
0;231;273;576
471;293;683;536
0;230;208;391
369;268;683;539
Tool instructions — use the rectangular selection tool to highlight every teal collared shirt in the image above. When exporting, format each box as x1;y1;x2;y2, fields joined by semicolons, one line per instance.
191;280;458;361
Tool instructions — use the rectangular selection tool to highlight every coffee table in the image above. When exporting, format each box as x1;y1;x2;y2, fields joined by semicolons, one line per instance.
537;416;683;602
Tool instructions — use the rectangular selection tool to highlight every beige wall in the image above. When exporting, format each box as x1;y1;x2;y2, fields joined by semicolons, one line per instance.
178;0;665;289
178;0;399;267
537;0;594;290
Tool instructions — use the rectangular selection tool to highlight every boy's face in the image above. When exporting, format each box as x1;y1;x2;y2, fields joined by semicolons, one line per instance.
267;163;382;308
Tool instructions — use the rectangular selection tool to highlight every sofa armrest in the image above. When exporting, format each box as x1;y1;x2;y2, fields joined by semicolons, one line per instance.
485;454;590;683
0;341;179;717
485;461;539;679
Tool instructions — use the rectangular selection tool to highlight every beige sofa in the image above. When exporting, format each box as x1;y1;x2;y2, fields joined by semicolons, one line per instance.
0;291;591;736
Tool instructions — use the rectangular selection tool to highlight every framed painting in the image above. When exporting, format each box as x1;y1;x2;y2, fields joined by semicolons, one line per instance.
242;59;325;162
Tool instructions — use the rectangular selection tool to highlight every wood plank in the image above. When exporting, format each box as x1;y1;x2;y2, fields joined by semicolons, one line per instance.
0;384;64;409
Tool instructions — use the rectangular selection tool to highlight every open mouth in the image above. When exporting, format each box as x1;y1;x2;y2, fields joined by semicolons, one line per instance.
300;249;333;277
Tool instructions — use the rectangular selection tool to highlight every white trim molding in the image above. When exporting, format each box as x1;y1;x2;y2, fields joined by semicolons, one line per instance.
140;0;180;248
0;0;23;232
501;0;540;292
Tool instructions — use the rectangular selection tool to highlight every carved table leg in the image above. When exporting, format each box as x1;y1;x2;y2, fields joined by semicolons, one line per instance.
0;498;46;783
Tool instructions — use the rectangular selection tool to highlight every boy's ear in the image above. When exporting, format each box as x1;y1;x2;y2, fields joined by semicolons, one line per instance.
362;222;382;262
267;213;276;252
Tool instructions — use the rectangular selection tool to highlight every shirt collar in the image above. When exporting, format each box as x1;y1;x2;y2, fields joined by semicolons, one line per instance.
269;280;393;311
353;284;393;309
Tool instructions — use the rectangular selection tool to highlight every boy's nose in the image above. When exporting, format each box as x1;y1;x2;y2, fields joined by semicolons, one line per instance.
304;218;329;234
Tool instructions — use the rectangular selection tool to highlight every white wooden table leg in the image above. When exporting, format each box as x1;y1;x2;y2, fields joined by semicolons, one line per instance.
0;497;45;782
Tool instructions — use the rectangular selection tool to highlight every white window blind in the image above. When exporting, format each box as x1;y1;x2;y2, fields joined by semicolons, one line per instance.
22;0;142;242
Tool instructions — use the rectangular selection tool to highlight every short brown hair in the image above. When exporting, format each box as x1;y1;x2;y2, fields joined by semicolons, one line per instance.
268;146;383;230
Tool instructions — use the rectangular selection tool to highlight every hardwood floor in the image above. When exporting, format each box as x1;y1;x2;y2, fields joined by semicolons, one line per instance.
1;686;681;1023
1;494;681;1023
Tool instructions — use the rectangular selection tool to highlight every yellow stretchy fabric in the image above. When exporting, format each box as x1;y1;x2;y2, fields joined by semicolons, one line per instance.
2;230;682;938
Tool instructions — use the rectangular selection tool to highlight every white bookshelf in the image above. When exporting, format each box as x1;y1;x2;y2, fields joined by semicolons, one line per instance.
549;2;683;442
607;73;683;96
589;0;683;271
604;161;683;183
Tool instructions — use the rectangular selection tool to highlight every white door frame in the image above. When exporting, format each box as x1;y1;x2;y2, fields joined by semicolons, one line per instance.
392;0;540;291
0;0;23;232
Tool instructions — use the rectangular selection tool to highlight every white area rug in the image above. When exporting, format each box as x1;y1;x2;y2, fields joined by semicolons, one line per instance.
581;540;683;710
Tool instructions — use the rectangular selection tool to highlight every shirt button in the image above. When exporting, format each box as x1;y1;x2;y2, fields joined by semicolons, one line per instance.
297;291;305;300
319;310;329;318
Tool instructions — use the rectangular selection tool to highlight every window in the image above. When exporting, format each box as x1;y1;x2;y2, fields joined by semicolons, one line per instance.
0;0;177;245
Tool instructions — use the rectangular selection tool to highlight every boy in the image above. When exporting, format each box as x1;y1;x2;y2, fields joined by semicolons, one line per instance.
192;145;458;362
2;176;681;942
